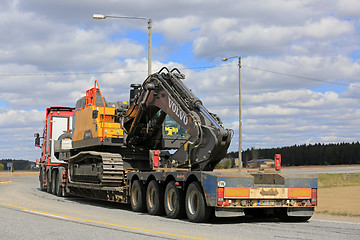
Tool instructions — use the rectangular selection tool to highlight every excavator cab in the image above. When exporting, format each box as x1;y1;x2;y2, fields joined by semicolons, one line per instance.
163;115;189;149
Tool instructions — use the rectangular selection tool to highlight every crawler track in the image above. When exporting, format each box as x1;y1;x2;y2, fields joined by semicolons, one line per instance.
69;151;124;186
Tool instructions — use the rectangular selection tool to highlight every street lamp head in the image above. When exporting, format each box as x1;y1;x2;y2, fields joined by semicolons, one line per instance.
92;13;152;75
93;14;106;20
222;58;229;61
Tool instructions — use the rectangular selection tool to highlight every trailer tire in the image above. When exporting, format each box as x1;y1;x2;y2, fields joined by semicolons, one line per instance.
131;180;146;212
39;168;46;191
146;180;164;215
55;170;64;197
51;171;57;195
185;181;212;223
47;171;52;193
164;181;185;219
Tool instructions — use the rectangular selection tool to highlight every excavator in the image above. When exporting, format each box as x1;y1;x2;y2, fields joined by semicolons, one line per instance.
66;67;232;185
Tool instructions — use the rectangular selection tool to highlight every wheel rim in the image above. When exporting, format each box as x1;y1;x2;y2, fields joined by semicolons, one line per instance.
166;188;176;212
187;190;199;215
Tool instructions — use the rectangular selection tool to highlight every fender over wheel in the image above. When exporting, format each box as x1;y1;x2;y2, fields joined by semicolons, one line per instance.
185;181;212;223
131;180;146;212
146;180;164;215
164;181;185;219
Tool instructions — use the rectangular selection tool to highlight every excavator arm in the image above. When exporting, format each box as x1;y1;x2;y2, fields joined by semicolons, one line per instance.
123;67;232;171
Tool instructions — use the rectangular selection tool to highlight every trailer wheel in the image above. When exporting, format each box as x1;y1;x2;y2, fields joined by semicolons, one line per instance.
131;180;146;212
39;168;46;191
185;181;212;223
51;171;57;195
46;171;52;193
55;170;64;197
146;180;164;215
164;181;185;219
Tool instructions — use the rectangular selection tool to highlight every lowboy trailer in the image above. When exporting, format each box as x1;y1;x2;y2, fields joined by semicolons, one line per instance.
35;68;317;222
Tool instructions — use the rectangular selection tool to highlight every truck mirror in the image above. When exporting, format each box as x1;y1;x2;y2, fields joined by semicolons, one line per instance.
35;136;41;148
34;133;41;148
92;110;98;119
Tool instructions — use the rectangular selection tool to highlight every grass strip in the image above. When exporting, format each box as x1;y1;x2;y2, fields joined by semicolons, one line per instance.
316;209;360;218
318;173;360;188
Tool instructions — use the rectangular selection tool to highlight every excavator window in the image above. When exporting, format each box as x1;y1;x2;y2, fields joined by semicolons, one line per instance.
147;110;189;149
164;115;189;138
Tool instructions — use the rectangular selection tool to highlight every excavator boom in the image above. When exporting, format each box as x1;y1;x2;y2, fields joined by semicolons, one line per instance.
123;67;232;171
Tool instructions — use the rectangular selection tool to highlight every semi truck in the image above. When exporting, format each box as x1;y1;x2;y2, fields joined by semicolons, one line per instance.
34;67;317;222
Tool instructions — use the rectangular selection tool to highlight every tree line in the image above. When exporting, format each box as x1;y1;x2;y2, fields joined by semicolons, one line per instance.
0;159;35;170
226;142;360;167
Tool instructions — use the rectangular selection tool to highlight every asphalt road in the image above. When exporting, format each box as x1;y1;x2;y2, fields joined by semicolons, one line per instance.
0;176;359;240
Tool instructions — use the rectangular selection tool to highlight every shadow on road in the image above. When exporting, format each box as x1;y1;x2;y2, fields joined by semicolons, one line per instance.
35;187;311;225
53;192;297;225
54;193;132;211
209;215;283;224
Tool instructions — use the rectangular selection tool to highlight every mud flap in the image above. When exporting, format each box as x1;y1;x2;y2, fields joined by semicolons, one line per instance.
287;207;314;217
215;207;245;217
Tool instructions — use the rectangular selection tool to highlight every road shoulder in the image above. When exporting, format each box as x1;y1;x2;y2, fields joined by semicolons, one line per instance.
0;180;12;184
313;212;360;223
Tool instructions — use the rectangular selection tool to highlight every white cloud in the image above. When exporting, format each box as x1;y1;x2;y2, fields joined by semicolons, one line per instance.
302;17;354;39
1;0;360;160
156;17;201;42
0;110;43;128
0;6;145;72
335;0;360;18
193;16;356;59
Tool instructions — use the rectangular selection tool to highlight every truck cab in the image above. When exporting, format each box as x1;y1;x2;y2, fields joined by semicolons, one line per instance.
35;106;74;193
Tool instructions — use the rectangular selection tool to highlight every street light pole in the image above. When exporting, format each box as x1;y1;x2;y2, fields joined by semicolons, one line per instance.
147;19;152;76
222;56;242;169
93;14;152;76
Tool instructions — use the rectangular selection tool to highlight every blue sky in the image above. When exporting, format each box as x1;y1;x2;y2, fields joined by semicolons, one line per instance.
0;0;360;161
118;29;214;69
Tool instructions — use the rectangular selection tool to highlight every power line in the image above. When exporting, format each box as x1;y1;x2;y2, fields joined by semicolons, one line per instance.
1;63;359;88
0;70;147;77
184;64;360;88
0;66;220;77
241;65;354;87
